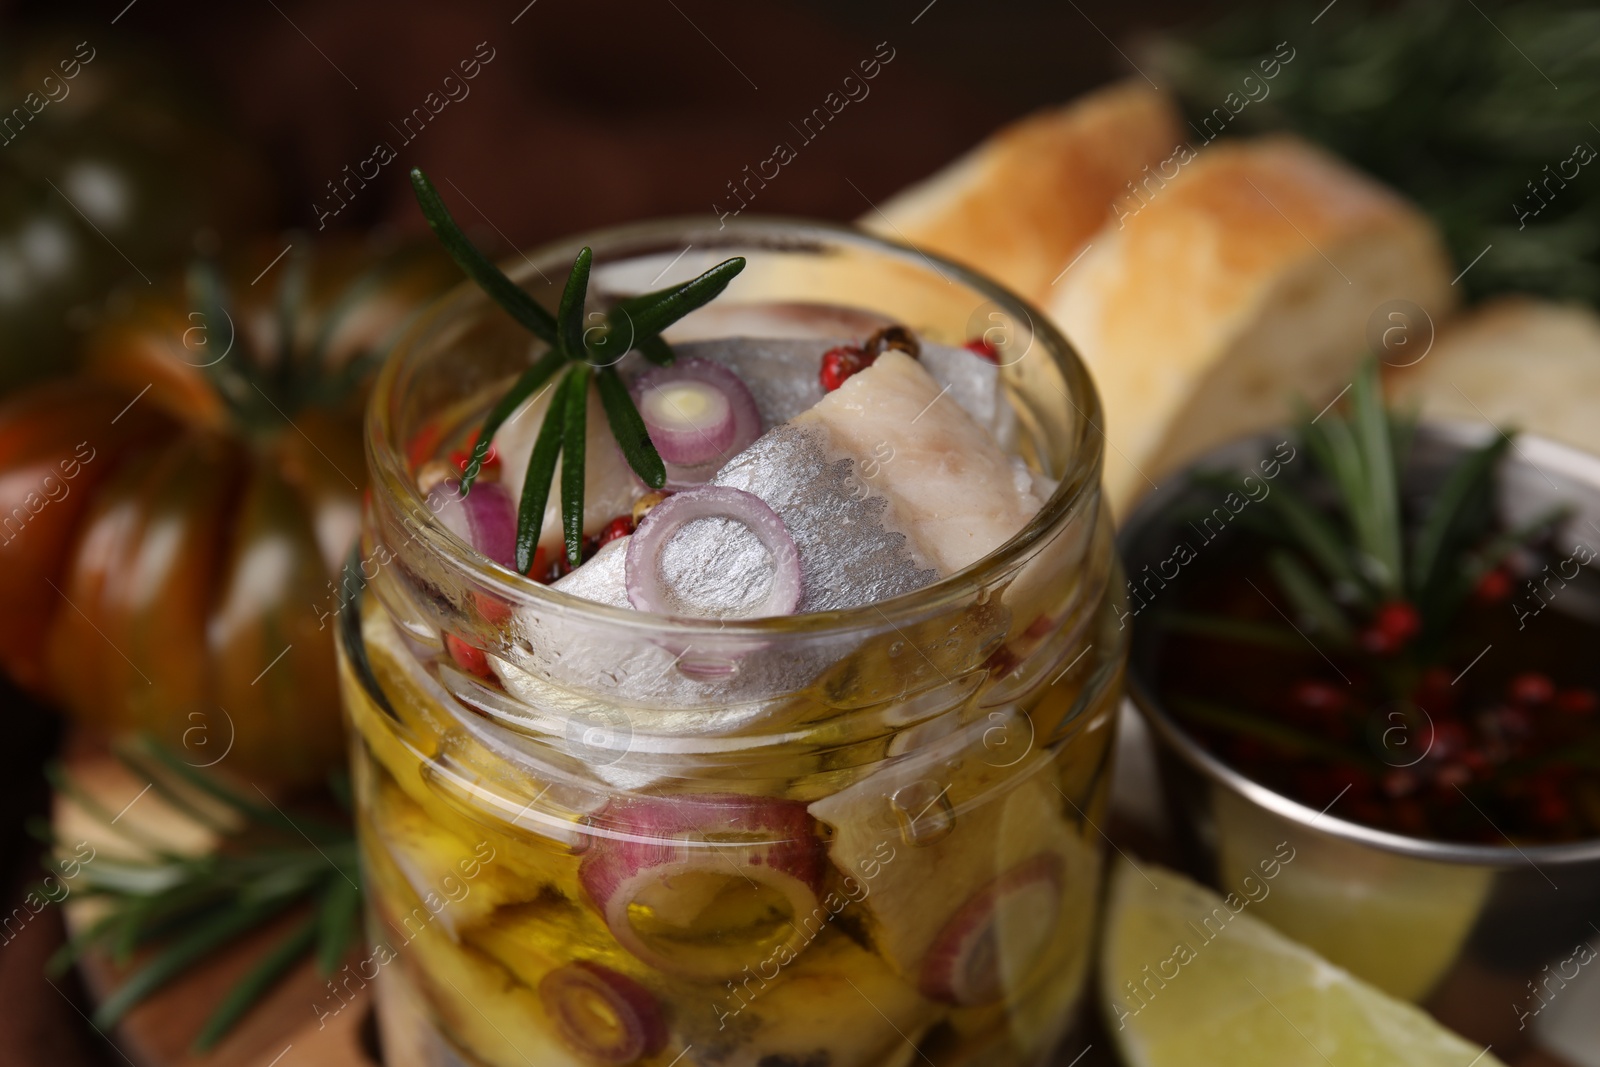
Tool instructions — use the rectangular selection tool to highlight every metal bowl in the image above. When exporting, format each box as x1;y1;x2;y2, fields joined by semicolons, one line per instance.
1117;421;1600;1061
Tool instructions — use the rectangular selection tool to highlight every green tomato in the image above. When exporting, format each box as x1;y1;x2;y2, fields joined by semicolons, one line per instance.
0;34;268;394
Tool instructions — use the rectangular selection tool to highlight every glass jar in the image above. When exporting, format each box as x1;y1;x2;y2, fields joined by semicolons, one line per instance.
336;218;1127;1067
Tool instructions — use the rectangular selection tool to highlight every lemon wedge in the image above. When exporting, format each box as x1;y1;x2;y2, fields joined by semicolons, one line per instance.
1101;858;1504;1067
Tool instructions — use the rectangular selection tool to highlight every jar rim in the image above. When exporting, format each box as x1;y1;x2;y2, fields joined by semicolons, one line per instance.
366;214;1106;638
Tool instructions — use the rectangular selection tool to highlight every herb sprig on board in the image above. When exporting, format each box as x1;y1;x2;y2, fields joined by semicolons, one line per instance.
409;168;746;571
40;737;360;1052
1154;0;1600;302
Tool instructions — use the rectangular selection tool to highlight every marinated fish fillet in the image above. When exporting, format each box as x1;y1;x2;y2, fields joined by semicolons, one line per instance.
797;350;1043;576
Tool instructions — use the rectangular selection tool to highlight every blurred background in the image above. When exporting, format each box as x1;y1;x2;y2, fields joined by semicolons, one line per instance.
2;0;1230;242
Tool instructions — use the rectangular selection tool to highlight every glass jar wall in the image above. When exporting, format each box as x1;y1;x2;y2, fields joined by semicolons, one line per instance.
337;219;1127;1067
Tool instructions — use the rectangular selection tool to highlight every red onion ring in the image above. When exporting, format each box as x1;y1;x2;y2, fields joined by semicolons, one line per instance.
636;378;733;466
632;358;761;485
624;485;801;617
918;853;1064;1005
578;794;825;979
427;478;516;570
538;961;667;1064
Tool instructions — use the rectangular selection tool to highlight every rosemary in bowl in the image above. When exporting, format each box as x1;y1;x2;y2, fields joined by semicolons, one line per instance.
1138;362;1600;843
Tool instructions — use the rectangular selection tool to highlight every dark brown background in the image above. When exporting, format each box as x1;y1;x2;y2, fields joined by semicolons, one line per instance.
0;1;1234;1062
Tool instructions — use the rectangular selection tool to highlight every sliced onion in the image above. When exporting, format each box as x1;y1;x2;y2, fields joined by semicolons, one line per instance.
578;794;824;979
427;477;516;570
632;358;761;485
918;853;1063;1005
538;961;667;1065
637;379;734;465
624;486;801;618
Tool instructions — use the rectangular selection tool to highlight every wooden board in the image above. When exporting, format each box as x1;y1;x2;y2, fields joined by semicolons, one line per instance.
51;742;377;1067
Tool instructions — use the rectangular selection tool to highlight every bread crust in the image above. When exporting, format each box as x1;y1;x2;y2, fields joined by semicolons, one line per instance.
1387;297;1600;458
862;81;1183;302
1047;135;1456;515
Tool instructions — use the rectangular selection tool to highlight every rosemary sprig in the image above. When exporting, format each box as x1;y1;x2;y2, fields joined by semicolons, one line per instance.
1154;0;1600;303
595;366;665;487
1198;357;1552;674
1172;697;1377;768
560;361;592;565
1151;611;1305;651
408;167;747;570
44;736;359;1052
410;171;558;345
515;368;569;572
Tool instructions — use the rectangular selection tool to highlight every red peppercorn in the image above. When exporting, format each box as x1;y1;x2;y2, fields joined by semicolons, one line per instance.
1360;600;1422;654
407;421;445;468
1495;704;1531;736
1298;764;1373;804
1382;768;1418;798
444;633;495;681
543;539;598;581
863;325;921;361
1233;738;1273;766
1473;567;1513;603
984;645;1020;680
819;345;870;392
1393;800;1429;835
472;590;513;626
1409;669;1457;718
1432;720;1468;760
1414;666;1453;701
1556;687;1598;716
598;515;635;547
1348;800;1388;827
1531;782;1571;826
1537;795;1571;826
963;337;1001;363
449;443;500;479
1337;765;1375;795
528;546;550;582
1290;679;1348;716
1508;672;1555;706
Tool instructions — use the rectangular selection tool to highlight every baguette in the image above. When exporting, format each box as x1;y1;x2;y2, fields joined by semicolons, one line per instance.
1045;135;1456;516
1387;297;1600;458
860;81;1182;303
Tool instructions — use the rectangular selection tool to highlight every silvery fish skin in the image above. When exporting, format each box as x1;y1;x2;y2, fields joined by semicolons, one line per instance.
920;342;1018;451
547;423;939;618
495;540;836;734
665;421;938;615
489;402;940;748
661;337;1016;446
796;351;1045;577
552;341;1030;618
490;337;1030;740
